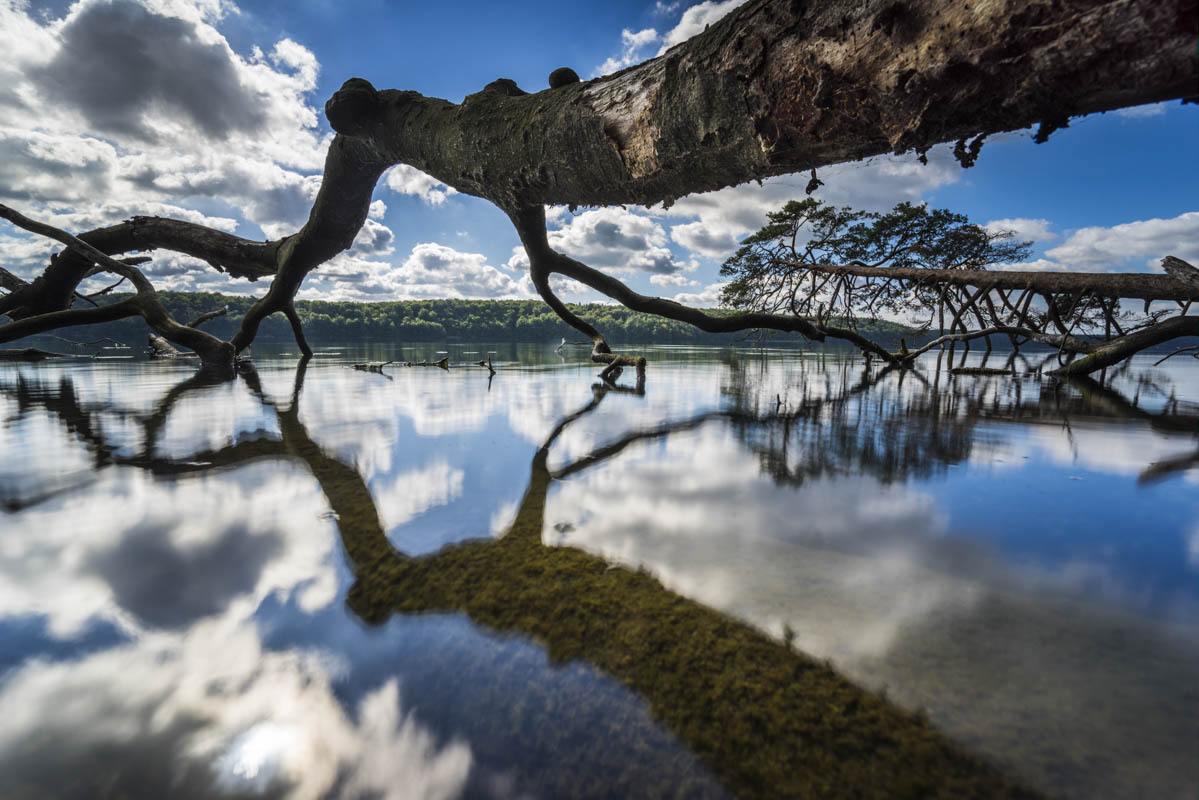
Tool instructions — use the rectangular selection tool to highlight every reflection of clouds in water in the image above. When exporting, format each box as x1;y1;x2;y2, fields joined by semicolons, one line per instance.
548;413;1199;800
964;435;1030;472
373;459;464;533
1188;522;1199;568
489;499;519;537
273;360;841;483
0;463;337;637
0;411;96;500
299;368;501;444
1014;422;1199;481
156;382;280;460
0;619;472;800
551;424;972;664
87;517;283;630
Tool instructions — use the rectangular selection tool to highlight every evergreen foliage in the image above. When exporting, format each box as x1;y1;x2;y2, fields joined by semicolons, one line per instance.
719;199;1030;323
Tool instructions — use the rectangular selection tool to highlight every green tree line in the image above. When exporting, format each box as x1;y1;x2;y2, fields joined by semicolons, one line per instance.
22;292;915;347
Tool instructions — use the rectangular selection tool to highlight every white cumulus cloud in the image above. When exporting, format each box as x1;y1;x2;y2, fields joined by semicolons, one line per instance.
672;281;727;308
383;164;459;206
657;0;750;53
1044;212;1199;272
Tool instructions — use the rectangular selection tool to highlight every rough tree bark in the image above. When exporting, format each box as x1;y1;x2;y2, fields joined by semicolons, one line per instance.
0;0;1194;372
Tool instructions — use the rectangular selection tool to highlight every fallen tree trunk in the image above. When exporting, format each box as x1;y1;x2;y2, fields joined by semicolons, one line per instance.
1049;314;1199;376
785;260;1199;304
0;0;1193;370
327;0;1195;209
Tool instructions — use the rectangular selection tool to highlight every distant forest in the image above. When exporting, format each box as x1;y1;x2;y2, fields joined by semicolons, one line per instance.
31;292;917;347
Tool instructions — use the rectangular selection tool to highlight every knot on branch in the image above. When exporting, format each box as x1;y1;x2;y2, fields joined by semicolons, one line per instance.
481;78;528;97
325;78;381;137
548;67;580;89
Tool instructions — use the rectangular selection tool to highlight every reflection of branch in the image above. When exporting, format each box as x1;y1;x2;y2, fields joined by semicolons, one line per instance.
137;369;234;457
1063;376;1199;435
553;413;716;479
341;377;1032;798
1139;450;1199;485
9;359;1186;795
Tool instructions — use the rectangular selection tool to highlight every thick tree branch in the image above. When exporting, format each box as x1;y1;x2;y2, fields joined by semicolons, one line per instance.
282;302;314;358
509;203;825;353
0;204;235;368
230;137;389;352
187;305;228;329
0;299;143;340
1048;315;1199;376
0;266;30;295
0;216;280;320
328;0;1194;209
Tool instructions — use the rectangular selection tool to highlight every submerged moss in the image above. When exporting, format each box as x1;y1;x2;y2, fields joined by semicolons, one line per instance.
338;452;1038;799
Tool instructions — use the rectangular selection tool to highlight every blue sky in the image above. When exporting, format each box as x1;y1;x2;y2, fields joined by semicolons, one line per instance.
1;0;1195;308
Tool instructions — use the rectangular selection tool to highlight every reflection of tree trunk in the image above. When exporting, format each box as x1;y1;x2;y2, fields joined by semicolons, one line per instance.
337;381;1035;798
236;360;396;575
17;360;1199;795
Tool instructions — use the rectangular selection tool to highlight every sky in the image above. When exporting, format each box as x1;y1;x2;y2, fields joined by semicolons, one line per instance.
0;0;1196;309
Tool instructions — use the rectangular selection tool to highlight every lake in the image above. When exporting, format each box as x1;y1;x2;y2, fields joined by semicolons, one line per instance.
1;343;1196;799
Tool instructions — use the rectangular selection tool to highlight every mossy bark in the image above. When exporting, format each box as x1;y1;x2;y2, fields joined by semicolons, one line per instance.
327;0;1196;209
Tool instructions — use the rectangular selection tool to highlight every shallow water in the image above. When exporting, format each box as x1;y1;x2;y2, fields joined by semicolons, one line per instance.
0;343;1196;799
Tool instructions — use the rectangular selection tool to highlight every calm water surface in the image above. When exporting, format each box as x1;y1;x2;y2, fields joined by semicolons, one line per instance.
0;343;1196;799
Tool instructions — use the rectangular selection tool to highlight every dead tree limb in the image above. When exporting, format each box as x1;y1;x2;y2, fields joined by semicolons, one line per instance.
402;357;450;369
509;202;820;376
148;333;188;358
0;216;279;320
0;348;75;361
186;306;228;329
281;302;313;358
1162;256;1199;292
46;334;126;348
1153;346;1199;366
0;205;235;369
